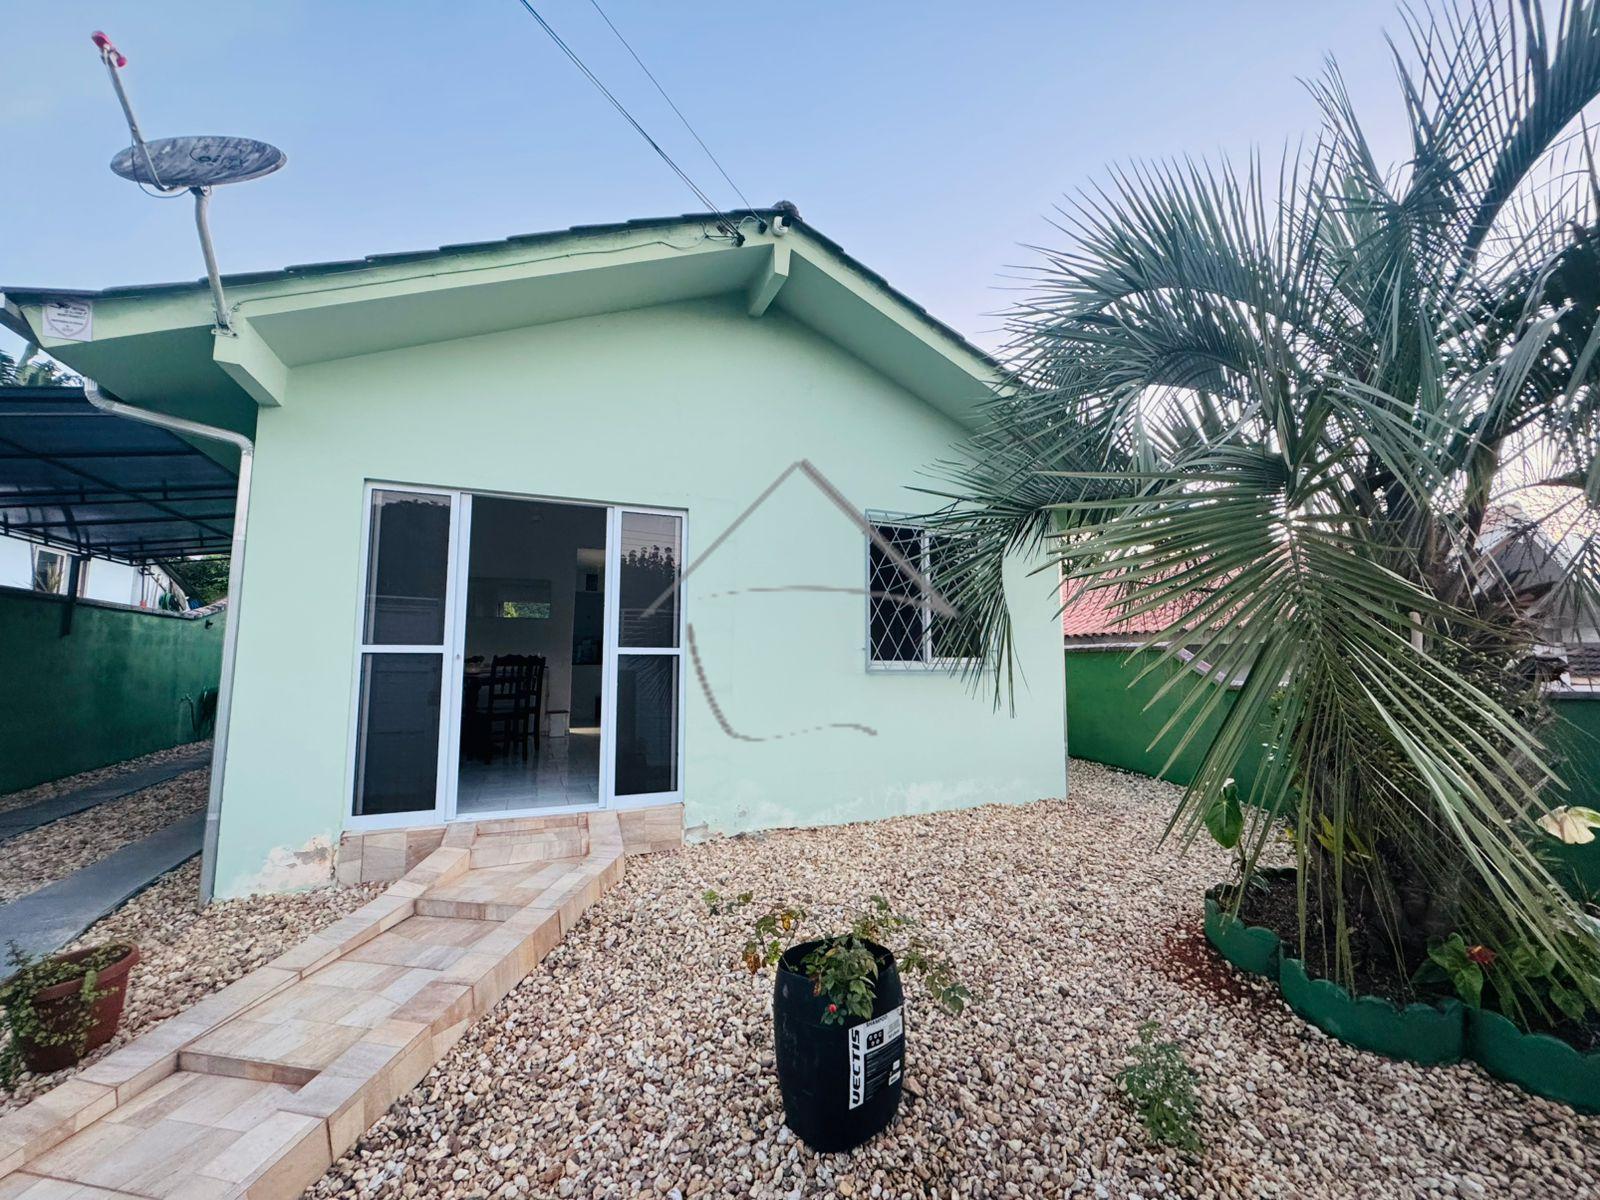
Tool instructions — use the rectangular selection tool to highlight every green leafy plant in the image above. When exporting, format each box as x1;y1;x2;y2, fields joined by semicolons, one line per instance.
0;942;123;1085
1417;933;1496;1008
706;892;972;1025
1201;778;1243;853
922;0;1600;1021
1537;806;1600;846
1417;932;1600;1025
1118;1021;1203;1153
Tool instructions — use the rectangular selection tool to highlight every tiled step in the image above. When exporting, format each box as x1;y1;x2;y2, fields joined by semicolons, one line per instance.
20;1071;322;1199
0;811;637;1200
415;859;581;920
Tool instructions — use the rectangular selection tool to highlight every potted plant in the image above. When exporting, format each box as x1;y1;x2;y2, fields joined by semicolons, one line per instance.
707;892;970;1152
0;942;140;1082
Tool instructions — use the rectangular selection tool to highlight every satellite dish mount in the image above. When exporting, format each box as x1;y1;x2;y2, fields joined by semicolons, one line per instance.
93;31;286;336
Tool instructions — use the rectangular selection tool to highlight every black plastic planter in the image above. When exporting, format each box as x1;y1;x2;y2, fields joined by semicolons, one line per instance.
773;938;905;1153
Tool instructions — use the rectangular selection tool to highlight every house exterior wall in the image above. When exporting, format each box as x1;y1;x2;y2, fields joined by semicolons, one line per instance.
212;296;1065;896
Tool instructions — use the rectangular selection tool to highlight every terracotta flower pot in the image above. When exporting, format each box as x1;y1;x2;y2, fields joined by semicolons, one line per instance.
17;944;140;1074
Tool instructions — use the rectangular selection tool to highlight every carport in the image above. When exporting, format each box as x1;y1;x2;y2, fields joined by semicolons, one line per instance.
0;379;250;902
0;384;237;562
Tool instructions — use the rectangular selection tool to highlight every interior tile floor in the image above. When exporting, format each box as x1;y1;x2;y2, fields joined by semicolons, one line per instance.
455;728;600;814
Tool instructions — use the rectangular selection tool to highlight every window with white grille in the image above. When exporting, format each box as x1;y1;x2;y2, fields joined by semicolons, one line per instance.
866;520;979;668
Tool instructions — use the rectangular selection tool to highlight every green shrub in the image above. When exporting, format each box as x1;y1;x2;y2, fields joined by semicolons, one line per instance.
1118;1021;1202;1153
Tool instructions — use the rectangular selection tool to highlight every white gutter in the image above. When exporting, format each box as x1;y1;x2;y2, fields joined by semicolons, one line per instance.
83;379;252;904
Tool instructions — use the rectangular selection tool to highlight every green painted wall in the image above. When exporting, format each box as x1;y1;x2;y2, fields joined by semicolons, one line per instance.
1546;694;1600;897
212;296;1066;895
1066;646;1599;806
1066;647;1600;892
0;587;224;793
1064;647;1265;790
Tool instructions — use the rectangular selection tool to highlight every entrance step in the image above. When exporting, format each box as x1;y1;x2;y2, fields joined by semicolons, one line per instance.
0;811;632;1199
416;858;582;920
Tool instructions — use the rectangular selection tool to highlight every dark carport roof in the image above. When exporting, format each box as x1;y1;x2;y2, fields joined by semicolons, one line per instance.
0;386;236;562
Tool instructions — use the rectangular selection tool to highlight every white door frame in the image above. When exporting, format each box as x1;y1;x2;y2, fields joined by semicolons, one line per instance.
604;505;688;810
345;482;465;832
346;482;686;830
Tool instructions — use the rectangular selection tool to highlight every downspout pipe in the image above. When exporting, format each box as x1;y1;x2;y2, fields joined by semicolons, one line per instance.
83;379;252;904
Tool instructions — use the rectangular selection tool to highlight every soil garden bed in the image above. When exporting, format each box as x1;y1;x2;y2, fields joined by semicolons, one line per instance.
1222;867;1600;1055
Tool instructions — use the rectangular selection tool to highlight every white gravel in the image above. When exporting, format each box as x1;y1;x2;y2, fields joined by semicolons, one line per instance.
0;860;385;1114
307;762;1600;1200
0;768;210;902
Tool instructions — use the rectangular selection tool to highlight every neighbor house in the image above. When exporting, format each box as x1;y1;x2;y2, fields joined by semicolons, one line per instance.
0;530;185;608
3;207;1065;897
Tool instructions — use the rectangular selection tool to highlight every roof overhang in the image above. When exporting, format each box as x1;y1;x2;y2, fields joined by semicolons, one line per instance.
0;386;237;562
3;211;1001;430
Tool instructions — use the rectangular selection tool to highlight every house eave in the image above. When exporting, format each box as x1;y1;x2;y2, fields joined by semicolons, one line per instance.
4;211;1000;430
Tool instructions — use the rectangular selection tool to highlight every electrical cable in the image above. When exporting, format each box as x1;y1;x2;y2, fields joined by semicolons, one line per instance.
511;0;742;238
583;0;762;228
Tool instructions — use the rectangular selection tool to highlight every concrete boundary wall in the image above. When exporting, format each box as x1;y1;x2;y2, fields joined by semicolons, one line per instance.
0;585;225;793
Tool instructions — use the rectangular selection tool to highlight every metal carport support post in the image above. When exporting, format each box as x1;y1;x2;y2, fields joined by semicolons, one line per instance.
83;379;252;904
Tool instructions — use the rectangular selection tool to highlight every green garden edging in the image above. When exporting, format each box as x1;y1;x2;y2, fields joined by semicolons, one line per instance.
1467;1007;1600;1113
1202;868;1294;978
1201;875;1600;1106
1278;956;1465;1065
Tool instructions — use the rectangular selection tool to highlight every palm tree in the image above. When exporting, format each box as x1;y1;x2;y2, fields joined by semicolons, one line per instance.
0;348;76;387
932;1;1600;1018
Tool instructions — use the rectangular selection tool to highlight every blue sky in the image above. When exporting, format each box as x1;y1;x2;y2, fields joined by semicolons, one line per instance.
3;2;1412;355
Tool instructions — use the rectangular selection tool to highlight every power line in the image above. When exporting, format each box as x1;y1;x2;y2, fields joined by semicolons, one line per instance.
584;0;760;226
511;0;741;236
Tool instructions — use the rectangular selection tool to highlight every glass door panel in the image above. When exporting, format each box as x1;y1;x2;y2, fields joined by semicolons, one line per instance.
352;486;459;819
364;490;452;644
608;509;684;802
618;511;682;647
615;655;678;796
352;654;445;815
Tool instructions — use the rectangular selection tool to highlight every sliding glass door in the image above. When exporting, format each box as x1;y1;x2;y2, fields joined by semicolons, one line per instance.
350;486;461;822
607;508;685;802
350;487;684;824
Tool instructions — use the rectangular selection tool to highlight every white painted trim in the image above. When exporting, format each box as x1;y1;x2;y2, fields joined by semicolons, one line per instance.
344;486;688;834
862;513;979;674
605;505;688;807
344;482;459;825
440;493;474;822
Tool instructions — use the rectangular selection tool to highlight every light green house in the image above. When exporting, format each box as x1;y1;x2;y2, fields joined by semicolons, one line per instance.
5;207;1065;897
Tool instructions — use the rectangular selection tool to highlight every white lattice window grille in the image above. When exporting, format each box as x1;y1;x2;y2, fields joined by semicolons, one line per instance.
865;518;980;670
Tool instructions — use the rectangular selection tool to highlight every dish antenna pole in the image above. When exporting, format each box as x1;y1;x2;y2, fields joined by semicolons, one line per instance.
93;31;286;335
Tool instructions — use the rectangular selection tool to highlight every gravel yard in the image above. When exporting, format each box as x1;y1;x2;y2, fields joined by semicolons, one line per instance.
0;741;211;817
0;859;384;1114
0;767;210;902
308;762;1600;1200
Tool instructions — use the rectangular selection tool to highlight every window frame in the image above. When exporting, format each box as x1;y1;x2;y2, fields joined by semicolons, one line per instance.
31;546;70;595
863;514;979;672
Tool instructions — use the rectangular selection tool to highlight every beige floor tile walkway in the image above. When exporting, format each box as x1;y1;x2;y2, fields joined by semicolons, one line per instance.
0;812;629;1200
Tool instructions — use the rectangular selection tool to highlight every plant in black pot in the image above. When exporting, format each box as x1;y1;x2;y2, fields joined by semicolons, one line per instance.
707;892;971;1153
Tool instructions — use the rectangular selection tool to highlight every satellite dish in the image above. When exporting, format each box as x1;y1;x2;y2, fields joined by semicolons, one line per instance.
91;32;288;333
110;135;286;189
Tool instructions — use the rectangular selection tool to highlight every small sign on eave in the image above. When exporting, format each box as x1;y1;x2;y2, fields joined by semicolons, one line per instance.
41;299;94;342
